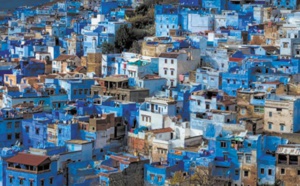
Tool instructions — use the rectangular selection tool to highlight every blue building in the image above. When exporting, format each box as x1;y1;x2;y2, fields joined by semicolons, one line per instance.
0;108;23;148
195;67;220;90
155;5;180;37
5;153;63;186
0;64;16;85
3;86;51;110
95;99;138;129
68;160;101;185
47;119;79;147
179;0;201;6
144;160;184;185
257;136;288;185
20;59;45;77
22;113;52;149
272;0;299;10
0;146;22;186
54;78;95;101
221;66;251;96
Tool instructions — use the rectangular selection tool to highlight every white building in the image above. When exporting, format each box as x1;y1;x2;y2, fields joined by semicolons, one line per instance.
158;50;200;88
187;14;214;33
139;97;177;130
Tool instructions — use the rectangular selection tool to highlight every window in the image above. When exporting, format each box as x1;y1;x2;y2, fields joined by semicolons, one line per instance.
165;59;167;64
41;179;44;186
280;124;285;131
50;177;53;184
15;121;20;128
158;175;162;182
281;168;285;175
268;169;272;175
171;60;174;64
240;108;246;115
235;169;239;175
39;100;44;105
73;89;77;95
283;42;289;48
298;170;300;175
244;170;249;177
170;81;174;87
221;141;227;148
238;154;243;161
59;129;62;134
269;112;272;117
164;70;167;75
15;133;20;139
171;71;174;76
9;176;13;183
19;178;24;185
25;126;29;133
276;108;282;112
246;155;251;163
150;174;154;181
7;134;12;140
268;122;273;130
261;168;264;174
35;128;40;135
7;122;12;129
254;106;264;113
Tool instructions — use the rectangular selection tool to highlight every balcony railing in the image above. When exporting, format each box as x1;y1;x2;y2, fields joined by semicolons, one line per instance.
250;98;265;106
214;157;231;167
289;160;298;165
278;160;287;164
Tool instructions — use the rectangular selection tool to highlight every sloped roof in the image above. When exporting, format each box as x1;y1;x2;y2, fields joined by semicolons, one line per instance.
6;153;51;166
75;66;86;72
148;127;173;134
159;52;181;58
54;54;78;61
277;145;300;155
261;46;279;53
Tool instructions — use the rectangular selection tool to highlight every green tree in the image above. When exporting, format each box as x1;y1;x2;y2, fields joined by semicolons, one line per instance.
101;42;115;54
135;4;148;16
170;171;186;185
129;41;141;54
115;25;133;52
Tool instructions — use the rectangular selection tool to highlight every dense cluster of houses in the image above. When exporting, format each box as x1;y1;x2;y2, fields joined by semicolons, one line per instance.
0;0;300;186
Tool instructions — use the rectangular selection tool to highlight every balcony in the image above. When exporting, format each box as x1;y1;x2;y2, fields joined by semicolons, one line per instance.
250;98;265;106
289;155;298;165
214;157;231;168
278;154;287;164
289;160;298;165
